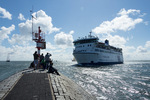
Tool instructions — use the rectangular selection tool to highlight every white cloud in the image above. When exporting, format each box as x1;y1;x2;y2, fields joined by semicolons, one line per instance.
92;8;143;34
9;10;60;45
91;8;149;60
18;10;60;36
8;34;31;45
69;30;74;34
10;45;36;61
136;46;147;53
139;13;147;17
124;51;150;60
0;7;12;20
18;13;25;20
123;45;135;52
122;46;136;60
31;10;60;33
0;44;36;61
46;42;56;50
123;40;150;60
145;41;150;48
54;31;74;48
50;48;73;61
99;34;126;47
117;8;140;16
18;19;32;36
0;24;15;42
0;45;13;61
0;45;12;54
92;8;150;60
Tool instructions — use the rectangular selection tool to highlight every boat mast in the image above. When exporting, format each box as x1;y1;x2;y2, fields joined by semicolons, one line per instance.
7;53;10;61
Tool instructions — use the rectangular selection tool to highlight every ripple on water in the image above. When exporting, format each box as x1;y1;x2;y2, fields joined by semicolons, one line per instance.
54;61;150;99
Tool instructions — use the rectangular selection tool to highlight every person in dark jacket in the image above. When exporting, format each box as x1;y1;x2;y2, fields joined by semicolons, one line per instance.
45;53;51;69
40;53;44;62
33;51;39;69
47;60;60;75
41;59;46;70
29;61;34;68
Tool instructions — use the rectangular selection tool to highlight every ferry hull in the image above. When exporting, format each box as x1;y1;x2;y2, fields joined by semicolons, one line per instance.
73;52;123;65
73;53;99;64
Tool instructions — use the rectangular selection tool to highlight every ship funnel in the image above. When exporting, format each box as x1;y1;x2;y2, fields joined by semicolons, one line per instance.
105;39;109;45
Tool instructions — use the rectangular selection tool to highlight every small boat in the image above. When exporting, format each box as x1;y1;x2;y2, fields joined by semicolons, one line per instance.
6;54;10;62
6;60;10;62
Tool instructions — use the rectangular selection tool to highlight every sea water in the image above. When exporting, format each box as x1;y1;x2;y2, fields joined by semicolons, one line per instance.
0;61;150;100
0;61;30;81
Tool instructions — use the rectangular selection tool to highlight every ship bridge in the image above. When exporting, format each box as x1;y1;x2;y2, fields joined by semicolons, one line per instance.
73;35;99;54
73;35;99;45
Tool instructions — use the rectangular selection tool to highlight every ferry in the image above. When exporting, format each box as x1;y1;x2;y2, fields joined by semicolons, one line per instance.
73;33;123;65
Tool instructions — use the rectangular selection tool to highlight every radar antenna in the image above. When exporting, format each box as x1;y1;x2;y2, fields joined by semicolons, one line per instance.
89;31;92;38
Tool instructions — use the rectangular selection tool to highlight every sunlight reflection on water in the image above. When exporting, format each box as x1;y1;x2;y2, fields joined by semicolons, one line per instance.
54;61;150;100
0;61;150;100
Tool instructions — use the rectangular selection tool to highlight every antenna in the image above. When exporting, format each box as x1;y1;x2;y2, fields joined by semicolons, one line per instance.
30;6;38;41
30;6;37;34
89;31;92;36
30;6;34;34
89;31;92;37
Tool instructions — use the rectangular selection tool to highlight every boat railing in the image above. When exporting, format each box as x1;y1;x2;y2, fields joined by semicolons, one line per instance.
74;35;98;42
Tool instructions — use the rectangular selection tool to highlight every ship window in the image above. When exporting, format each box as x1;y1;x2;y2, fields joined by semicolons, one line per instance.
74;38;98;44
95;49;99;51
100;50;104;52
91;61;94;63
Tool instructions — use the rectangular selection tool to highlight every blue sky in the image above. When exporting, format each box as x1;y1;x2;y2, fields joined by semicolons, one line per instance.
0;0;150;61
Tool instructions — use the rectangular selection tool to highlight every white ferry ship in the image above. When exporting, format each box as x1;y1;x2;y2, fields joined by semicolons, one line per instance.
73;33;123;65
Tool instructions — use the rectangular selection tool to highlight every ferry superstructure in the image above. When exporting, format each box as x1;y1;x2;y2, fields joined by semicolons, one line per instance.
73;34;123;65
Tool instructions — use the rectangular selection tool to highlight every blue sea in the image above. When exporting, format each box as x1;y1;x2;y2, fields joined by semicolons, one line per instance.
0;61;150;100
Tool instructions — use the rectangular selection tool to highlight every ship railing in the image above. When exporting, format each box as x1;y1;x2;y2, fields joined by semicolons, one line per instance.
96;44;122;53
74;35;98;41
